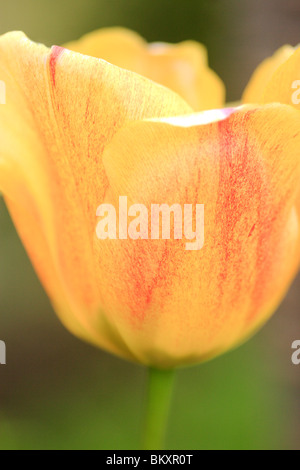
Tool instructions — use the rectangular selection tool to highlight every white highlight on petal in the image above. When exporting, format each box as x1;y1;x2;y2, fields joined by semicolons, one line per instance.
148;107;238;128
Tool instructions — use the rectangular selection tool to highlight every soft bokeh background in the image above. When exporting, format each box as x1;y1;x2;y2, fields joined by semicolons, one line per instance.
1;0;300;450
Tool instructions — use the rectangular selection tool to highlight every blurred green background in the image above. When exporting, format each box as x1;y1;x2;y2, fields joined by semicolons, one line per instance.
1;0;300;450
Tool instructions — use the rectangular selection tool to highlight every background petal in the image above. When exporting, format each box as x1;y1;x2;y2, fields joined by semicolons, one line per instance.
65;27;225;111
242;45;295;103
260;47;300;110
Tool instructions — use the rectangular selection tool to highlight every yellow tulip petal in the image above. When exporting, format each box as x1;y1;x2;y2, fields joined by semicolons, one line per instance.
65;27;225;111
260;46;300;110
95;105;300;367
0;32;191;362
250;46;300;224
242;45;295;103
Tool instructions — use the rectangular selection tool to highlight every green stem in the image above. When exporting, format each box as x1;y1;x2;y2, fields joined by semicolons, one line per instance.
142;367;176;450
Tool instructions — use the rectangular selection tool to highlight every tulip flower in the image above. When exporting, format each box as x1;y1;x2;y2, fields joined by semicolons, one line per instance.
1;27;300;367
1;28;300;449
